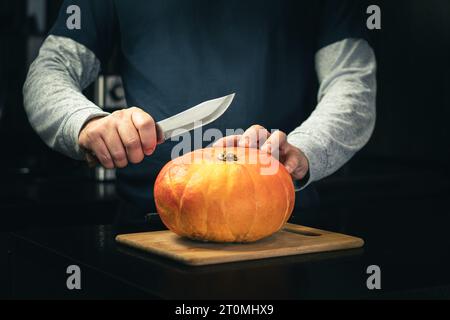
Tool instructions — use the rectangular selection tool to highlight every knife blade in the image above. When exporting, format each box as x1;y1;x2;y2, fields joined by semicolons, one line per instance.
156;93;235;142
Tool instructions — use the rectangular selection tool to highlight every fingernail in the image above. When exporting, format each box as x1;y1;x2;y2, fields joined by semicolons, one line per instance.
261;144;271;154
238;137;248;147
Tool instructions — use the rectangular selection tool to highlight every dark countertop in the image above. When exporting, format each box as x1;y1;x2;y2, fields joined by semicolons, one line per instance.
2;161;450;299
0;175;118;230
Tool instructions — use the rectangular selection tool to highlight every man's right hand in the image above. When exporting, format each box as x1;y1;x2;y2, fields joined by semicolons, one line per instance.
78;107;158;169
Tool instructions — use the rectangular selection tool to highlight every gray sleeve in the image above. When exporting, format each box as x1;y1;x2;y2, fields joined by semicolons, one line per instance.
287;38;376;187
23;35;110;160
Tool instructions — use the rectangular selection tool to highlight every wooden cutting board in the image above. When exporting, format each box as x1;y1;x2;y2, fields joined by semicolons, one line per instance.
115;223;364;266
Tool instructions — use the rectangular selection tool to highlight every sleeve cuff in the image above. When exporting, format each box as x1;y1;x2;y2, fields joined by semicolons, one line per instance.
62;106;110;160
287;130;328;189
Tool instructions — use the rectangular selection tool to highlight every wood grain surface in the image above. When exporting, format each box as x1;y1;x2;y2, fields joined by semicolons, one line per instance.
115;223;364;266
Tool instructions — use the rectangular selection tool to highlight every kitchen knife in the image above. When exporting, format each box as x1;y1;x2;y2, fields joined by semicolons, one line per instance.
156;93;235;142
85;93;235;168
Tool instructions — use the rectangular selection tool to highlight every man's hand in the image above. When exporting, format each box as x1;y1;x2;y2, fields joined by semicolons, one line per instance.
213;125;309;180
78;107;158;169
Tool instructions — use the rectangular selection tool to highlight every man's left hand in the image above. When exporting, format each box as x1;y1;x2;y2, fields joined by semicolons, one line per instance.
213;125;309;180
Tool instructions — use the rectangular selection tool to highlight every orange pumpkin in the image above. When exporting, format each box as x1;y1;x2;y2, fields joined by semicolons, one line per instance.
154;147;295;242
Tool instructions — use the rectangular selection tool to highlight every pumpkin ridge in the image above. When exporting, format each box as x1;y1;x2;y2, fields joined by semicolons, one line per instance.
240;163;258;241
176;165;197;235
201;164;215;239
158;168;178;233
167;164;187;235
273;166;291;230
282;167;295;223
222;163;238;241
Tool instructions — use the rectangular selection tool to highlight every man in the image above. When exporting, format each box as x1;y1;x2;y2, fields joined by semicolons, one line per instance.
23;0;376;222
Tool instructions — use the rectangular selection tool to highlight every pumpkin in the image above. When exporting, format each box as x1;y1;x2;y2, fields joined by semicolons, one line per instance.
154;147;295;242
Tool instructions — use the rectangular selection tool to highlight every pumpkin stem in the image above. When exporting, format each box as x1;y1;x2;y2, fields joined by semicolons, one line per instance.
218;151;238;162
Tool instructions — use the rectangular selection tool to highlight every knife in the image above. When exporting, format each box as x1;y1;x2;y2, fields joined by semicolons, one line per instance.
156;93;235;142
86;94;235;167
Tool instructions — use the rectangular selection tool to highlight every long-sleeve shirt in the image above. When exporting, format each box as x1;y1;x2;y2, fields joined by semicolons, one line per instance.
23;0;376;210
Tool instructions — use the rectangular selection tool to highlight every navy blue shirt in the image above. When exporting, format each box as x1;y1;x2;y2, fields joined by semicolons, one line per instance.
50;0;366;211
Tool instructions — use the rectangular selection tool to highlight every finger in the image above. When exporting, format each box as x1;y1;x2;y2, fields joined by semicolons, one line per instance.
131;108;157;155
292;165;308;180
260;130;287;159
102;129;128;168
238;125;270;148
213;135;241;147
85;153;99;168
283;152;300;175
117;117;145;164
284;147;309;179
88;137;114;169
80;128;114;169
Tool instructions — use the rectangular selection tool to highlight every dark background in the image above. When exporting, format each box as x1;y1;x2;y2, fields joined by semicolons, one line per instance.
0;0;449;299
